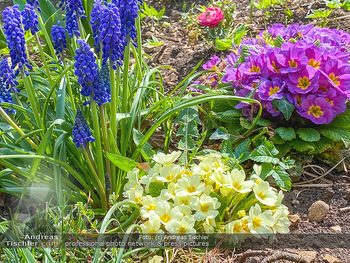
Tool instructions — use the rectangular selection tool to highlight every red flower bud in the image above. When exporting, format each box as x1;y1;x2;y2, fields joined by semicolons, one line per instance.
198;7;224;28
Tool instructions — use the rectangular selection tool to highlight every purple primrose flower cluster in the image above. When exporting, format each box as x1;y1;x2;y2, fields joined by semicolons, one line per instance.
196;23;350;125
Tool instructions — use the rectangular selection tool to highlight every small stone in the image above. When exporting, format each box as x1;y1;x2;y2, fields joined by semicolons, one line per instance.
298;251;317;263
288;213;301;227
291;199;300;205
325;187;335;199
308;200;329;222
144;46;155;54
345;189;350;201
323;254;342;263
329;225;342;233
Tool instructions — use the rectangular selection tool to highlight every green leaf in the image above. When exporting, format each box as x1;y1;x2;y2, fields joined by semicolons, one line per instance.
262;139;279;156
271;166;291;191
209;127;229;140
210;192;227;220
176;107;200;124
275;127;296;141
178;122;199;138
178;136;196;151
215;38;233;51
149;182;166;197
297;128;320;142
292;138;315;152
259;163;274;180
328;109;350;128
272;96;295;120
275;141;292;158
342;0;350;10
106;153;140;172
233;24;247;45
256;118;272;127
306;9;332;19
132;128;154;160
273;34;285;48
270;133;285;145
234;138;251;163
240;117;251;129
279;158;295;170
250;144;280;165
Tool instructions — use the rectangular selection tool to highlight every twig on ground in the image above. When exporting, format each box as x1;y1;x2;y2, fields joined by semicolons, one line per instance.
152;45;167;63
236;249;269;263
340;207;350;213
261;251;308;263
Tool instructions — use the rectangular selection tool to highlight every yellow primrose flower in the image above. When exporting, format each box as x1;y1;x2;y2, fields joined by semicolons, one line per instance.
152;151;182;165
140;218;164;234
253;181;278;206
175;175;205;197
123;185;143;204
166;215;196;234
209;169;226;189
179;205;192;217
156;164;183;183
221;169;254;196
248;204;274;237
271;206;291;234
140;196;159;219
202;217;216;233
123;168;140;191
174;195;192;206
190;194;221;221
149;200;183;228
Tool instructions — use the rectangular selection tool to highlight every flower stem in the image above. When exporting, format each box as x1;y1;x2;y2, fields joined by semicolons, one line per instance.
63;58;76;113
21;69;42;131
0;107;37;150
91;98;105;185
121;38;131;156
110;62;117;140
36;9;57;61
99;105;111;177
34;33;56;103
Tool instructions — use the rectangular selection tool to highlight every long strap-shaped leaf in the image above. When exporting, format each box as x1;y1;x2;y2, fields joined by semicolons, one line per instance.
131;94;262;160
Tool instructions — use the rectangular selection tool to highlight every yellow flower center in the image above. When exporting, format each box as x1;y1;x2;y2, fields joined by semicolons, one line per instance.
297;76;311;90
181;199;189;205
249;65;261;73
326;98;333;105
289;60;298;68
257;192;266;200
252;217;262;228
184;171;192;176
135;196;141;203
166;174;174;181
187;186;196;193
232;182;242;190
308;59;320;69
318;86;328;93
204;167;209;172
329;73;340;86
200;203;210;213
295;95;302;106
214;161;220;168
233;222;242;233
308;105;323;117
147;204;156;211
271;61;279;73
149;229;157;234
160;214;171;223
178;226;187;233
242;219;249;232
269;86;280;96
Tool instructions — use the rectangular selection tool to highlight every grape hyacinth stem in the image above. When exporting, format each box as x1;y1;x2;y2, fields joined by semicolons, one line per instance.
121;38;131;156
36;10;57;61
62;58;76;113
21;69;42;130
90;99;105;189
99;105;111;177
0;107;37;150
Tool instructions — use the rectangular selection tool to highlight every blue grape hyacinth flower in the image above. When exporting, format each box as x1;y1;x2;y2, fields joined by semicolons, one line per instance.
27;0;41;12
3;5;32;74
21;4;39;35
0;82;15;114
99;3;123;69
51;22;67;56
0;58;19;92
93;65;111;106
63;0;86;38
74;39;98;97
90;0;105;53
113;0;140;42
72;110;95;148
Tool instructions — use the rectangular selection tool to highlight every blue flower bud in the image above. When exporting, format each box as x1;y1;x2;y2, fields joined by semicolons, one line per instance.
91;0;105;53
74;39;98;98
0;82;15;114
21;4;39;35
3;5;32;74
72;110;95;148
99;3;123;69
26;0;41;12
93;64;111;106
51;22;67;56
0;58;19;92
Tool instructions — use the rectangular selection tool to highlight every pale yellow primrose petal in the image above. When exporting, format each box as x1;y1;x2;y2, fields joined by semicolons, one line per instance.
191;194;221;221
175;175;205;196
253;181;278;206
152;151;182;165
248;204;274;237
